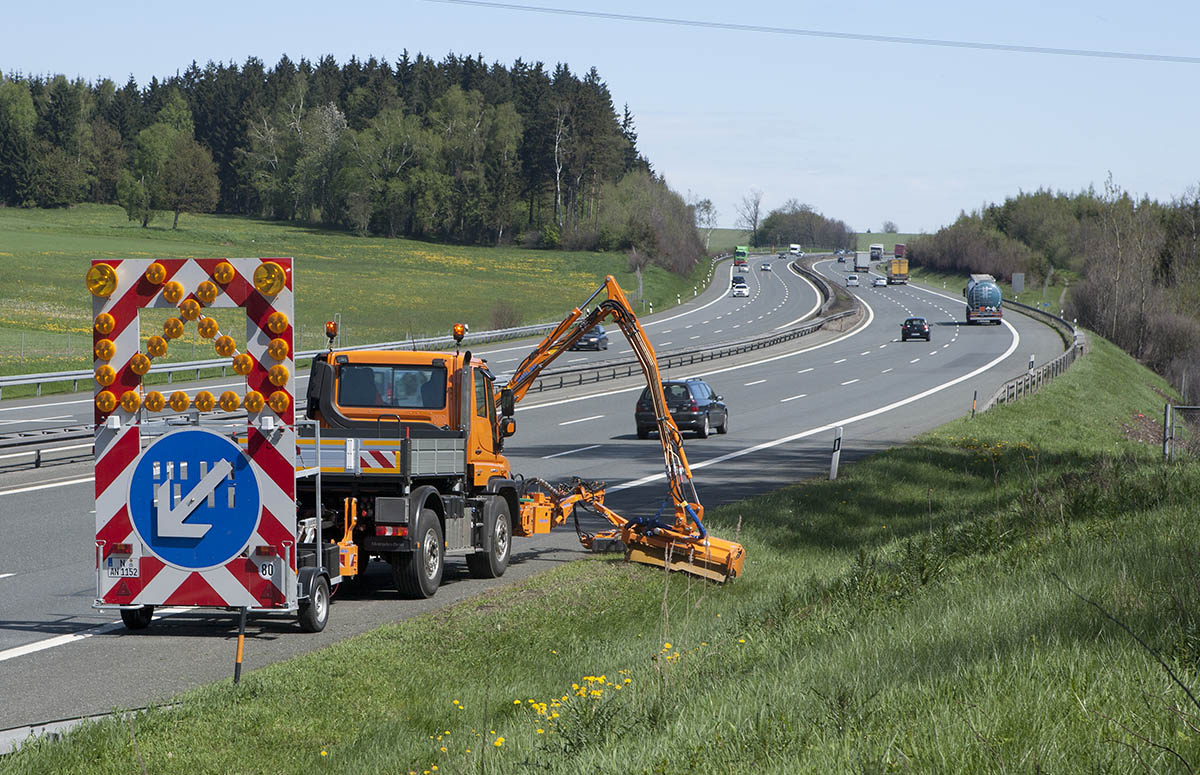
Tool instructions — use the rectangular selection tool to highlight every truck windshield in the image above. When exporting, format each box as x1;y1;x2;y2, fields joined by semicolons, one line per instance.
337;364;447;409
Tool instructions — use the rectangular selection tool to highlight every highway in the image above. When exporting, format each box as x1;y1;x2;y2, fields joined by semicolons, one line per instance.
0;254;1065;730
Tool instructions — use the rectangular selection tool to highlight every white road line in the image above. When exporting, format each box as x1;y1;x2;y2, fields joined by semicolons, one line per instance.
0;442;91;462
910;358;920;363
0;573;14;580
860;351;870;356
943;344;951;348
619;349;632;354
774;263;823;329
0;607;191;664
743;379;767;386
879;344;887;348
558;414;604;426
0;476;95;497
797;367;814;374
0;414;74;426
689;335;700;340
841;379;860;386
541;444;601;459
496;357;519;363
662;329;672;333
881;368;894;374
713;329;723;334
929;351;938;356
834;358;847;364
566;357;588;363
780;394;807;402
659;342;673;347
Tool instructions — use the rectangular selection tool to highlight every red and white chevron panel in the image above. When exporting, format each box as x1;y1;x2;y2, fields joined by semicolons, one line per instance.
92;258;296;611
359;449;398;472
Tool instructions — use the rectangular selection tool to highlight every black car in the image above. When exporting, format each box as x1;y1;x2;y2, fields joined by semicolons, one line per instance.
635;378;728;439
901;317;931;341
569;324;609;350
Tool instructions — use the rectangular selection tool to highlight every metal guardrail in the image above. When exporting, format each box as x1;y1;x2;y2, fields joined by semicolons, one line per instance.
980;300;1087;412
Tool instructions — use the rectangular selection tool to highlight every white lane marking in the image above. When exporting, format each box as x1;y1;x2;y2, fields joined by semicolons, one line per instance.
566;357;588;363
833;358;847;364
0;414;73;426
879;344;887;348
943;344;951;348
685;325;693;329
780;394;807;402
496;357;519;363
0;607;191;664
774;263;823;329
662;329;672;333
797;367;814;374
860;351;870;356
619;349;632;354
929;351;938;356
689;335;700;340
659;342;673;347
841;379;860;385
881;368;894;374
0;442;91;462
743;379;767;386
541;444;602;459
0;476;95;497
910;358;921;363
516;296;874;413
713;329;723;334
0;573;14;580
610;309;1019;494
558;414;604;426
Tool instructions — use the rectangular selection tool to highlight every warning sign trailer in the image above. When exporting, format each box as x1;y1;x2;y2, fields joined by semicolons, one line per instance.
89;257;332;632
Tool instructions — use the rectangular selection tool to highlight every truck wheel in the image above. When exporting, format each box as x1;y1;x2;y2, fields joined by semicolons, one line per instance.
298;575;330;632
120;605;154;631
393;508;444;599
467;499;511;579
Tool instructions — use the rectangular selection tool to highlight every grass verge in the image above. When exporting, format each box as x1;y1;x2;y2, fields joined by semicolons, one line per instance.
8;336;1200;773
0;205;709;384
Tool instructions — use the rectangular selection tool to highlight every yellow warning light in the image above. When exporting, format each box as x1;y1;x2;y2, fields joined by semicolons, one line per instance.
94;312;115;335
120;390;141;413
452;323;468;343
168;391;190;412
86;264;118;298
196;280;219;305
94;339;116;361
95;364;116;386
198;317;219;339
144;391;165;412
179;298;201;321
95;391;118;413
232;353;254;375
163;317;185;340
194;391;215;412
268;364;290;387
129;353;152;376
218;390;241;412
144;262;167;285
162;281;184;304
214;335;236;357
267;338;290;361
253;262;286;296
147;335;167;358
213;261;236;285
243;391;265;413
267;311;289;334
325;320;338;341
267;390;291;413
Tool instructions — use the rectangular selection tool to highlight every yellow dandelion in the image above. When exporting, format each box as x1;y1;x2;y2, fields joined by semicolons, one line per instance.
537;728;545;734
739;638;746;644
513;699;521;705
320;751;327;756
494;737;505;747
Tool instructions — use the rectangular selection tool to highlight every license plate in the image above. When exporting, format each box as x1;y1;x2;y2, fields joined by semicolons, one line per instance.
105;557;139;578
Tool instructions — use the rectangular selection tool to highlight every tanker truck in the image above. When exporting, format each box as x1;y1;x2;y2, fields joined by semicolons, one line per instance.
964;274;1003;325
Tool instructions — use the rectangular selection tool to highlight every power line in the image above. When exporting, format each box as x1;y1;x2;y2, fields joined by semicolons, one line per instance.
420;0;1200;65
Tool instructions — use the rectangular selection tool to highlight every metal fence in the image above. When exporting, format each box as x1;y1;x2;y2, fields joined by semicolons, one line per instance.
980;300;1087;411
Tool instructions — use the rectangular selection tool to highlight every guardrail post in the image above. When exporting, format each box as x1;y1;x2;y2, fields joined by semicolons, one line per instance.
677;294;681;306
1164;403;1173;462
829;427;843;480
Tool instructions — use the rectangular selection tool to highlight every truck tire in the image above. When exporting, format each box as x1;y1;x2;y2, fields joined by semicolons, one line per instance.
467;499;512;579
298;575;330;632
393;508;444;599
120;605;154;631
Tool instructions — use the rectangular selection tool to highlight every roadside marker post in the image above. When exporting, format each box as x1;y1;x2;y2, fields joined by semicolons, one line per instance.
829;426;843;480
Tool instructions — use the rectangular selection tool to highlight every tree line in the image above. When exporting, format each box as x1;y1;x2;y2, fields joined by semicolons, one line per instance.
909;180;1200;400
0;53;701;272
733;190;856;250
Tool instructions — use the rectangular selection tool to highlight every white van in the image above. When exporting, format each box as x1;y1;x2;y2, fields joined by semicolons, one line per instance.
788;244;801;255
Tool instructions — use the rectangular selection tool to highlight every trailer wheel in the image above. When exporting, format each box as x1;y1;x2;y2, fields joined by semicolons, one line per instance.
298;575;330;633
120;605;154;631
393;508;444;599
467;499;511;579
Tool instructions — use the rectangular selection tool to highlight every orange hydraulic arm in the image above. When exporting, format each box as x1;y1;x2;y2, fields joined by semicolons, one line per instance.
498;276;745;582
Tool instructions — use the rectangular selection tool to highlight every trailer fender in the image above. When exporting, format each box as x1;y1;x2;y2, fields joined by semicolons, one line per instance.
485;478;520;530
298;566;328;601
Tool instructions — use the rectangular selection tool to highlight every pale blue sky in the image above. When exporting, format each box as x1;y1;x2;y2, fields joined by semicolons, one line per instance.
6;0;1199;233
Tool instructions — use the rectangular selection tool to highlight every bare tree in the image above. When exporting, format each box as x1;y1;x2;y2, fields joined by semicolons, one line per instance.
882;220;898;234
736;189;764;246
691;196;718;251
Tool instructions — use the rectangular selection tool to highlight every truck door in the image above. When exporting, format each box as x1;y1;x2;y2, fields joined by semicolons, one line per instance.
469;366;507;487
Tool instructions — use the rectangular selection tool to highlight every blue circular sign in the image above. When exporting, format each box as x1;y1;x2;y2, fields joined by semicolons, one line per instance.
128;429;261;570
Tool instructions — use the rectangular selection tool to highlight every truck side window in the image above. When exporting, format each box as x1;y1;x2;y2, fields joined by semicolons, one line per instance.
474;368;488;418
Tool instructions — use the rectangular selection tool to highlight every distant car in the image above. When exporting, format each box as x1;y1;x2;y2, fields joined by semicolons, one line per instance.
734;260;748;271
569;324;609;350
873;277;887;287
846;274;860;287
730;283;749;298
760;262;771;271
901;317;931;341
635;378;728;439
778;251;787;258
732;275;746;285
837;255;845;263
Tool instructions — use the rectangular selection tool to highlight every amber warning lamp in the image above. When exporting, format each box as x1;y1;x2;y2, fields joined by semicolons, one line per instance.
452;323;468;344
325;320;338;347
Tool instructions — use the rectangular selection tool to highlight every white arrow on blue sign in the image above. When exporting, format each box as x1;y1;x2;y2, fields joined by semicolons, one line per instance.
128;429;261;570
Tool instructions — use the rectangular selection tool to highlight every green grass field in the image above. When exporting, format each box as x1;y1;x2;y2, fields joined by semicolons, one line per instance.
9;336;1200;773
702;227;751;254
0;205;711;382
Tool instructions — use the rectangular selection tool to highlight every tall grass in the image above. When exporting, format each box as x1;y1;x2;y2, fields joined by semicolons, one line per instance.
8;337;1200;773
